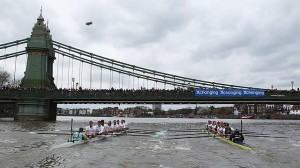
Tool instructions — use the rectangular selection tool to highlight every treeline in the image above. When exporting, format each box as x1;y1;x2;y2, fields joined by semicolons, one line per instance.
0;104;17;117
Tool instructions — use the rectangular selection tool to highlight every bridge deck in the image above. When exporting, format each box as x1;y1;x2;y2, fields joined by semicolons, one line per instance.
1;89;299;104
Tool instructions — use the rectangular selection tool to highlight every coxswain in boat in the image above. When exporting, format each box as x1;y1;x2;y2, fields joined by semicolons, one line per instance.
94;120;105;135
229;129;244;144
85;121;96;138
72;127;88;141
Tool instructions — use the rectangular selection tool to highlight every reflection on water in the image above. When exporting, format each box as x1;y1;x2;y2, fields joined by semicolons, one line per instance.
0;117;299;168
14;121;57;132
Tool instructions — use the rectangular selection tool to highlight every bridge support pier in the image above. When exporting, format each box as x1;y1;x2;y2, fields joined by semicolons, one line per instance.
13;12;57;121
15;99;57;121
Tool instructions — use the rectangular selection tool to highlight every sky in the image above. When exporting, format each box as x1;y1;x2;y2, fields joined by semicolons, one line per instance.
1;0;300;110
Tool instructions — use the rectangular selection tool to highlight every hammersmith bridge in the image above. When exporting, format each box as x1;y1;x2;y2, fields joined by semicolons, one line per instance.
1;11;299;121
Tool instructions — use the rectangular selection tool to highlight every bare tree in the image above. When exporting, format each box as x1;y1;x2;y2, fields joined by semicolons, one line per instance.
0;70;11;86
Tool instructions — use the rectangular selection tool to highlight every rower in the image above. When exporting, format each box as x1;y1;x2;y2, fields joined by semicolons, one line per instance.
116;120;122;131
85;120;96;138
72;127;88;141
229;129;244;144
119;120;124;131
123;120;129;130
94;120;105;135
206;120;212;131
214;122;220;134
112;120;118;132
217;122;224;135
223;123;233;138
211;121;217;132
100;120;107;134
106;121;114;133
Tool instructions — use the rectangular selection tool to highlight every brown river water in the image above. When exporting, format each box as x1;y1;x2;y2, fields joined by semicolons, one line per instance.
0;117;299;168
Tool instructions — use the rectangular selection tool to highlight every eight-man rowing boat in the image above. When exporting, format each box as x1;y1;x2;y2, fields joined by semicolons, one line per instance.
205;130;252;151
50;131;127;150
50;135;106;149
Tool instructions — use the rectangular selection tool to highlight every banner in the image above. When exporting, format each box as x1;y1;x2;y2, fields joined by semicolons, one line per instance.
195;89;265;97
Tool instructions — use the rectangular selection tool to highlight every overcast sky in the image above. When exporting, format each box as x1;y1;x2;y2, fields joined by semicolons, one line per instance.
1;0;300;109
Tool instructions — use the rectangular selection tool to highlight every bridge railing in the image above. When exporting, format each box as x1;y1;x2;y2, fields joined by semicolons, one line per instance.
1;88;300;103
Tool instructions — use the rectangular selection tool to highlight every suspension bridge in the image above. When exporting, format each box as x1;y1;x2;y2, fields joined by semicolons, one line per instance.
1;12;299;121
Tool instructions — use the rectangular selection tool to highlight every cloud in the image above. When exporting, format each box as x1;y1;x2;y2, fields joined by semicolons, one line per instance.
1;0;300;93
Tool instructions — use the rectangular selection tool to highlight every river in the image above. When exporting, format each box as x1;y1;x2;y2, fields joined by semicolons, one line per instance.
0;117;299;168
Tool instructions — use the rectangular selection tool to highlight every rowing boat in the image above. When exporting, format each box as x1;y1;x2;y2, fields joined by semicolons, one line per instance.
50;135;106;150
205;130;252;151
50;130;127;149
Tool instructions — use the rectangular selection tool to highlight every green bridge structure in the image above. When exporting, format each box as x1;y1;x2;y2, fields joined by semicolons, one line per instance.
1;12;300;121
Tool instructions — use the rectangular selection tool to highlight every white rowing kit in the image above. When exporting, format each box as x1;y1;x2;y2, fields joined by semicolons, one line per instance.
85;126;95;135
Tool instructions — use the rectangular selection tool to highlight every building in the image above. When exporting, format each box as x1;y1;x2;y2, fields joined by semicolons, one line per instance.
152;104;162;110
235;103;292;115
57;108;91;115
290;105;300;115
233;107;241;116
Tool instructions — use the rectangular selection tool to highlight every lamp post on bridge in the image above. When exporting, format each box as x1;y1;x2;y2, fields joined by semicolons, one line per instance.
72;77;75;90
291;81;294;90
76;82;78;90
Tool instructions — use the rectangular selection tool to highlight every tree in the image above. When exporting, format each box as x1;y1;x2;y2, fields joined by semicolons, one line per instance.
209;106;215;113
0;70;10;86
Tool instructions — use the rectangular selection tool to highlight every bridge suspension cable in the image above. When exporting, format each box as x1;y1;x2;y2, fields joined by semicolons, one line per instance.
67;54;70;88
1;48;7;71
52;40;264;90
0;50;27;61
80;61;83;88
0;38;28;50
54;49;204;88
61;54;64;88
56;53;60;86
13;45;18;86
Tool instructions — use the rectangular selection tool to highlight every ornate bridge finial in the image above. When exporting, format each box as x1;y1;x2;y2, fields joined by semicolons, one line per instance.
37;6;44;21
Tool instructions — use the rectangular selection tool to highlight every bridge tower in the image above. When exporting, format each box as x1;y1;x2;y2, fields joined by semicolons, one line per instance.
15;10;57;121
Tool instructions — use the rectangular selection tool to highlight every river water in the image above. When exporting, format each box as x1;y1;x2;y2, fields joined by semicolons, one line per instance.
0;117;299;168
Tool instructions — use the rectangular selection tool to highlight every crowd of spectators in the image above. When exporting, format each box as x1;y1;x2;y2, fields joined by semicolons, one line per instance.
1;85;300;99
0;85;195;99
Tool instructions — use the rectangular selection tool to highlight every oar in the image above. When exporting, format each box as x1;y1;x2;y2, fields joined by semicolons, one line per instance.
166;135;211;140
166;132;209;137
246;135;288;139
169;128;203;131
167;129;204;133
130;128;158;132
35;132;70;135
126;134;153;137
127;130;158;134
243;132;269;136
